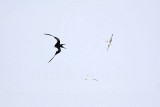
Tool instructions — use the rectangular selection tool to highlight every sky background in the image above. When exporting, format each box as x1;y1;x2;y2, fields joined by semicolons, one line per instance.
1;0;160;107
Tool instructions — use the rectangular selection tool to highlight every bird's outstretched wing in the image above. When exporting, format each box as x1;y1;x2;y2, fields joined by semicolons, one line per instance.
48;48;61;63
44;33;60;45
44;33;53;36
92;79;98;81
107;44;111;50
109;34;113;43
53;36;60;45
107;34;113;50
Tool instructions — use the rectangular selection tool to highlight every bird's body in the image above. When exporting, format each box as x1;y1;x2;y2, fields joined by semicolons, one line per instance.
85;74;90;80
92;79;98;81
106;34;113;50
44;33;66;63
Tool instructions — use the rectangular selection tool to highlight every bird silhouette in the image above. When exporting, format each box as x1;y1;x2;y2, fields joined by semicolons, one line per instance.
44;33;66;63
106;34;113;50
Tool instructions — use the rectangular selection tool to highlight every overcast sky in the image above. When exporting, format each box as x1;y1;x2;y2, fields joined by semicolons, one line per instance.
1;0;160;107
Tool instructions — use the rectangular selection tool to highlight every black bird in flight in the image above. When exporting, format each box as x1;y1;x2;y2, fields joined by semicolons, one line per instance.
106;34;113;50
44;33;66;63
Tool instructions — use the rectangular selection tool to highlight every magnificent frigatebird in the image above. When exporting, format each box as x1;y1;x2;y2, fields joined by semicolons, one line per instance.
44;33;66;63
106;34;113;50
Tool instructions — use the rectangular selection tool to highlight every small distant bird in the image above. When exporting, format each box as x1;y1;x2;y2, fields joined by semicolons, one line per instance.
85;74;98;81
85;74;90;80
44;33;66;63
106;34;113;50
92;79;98;81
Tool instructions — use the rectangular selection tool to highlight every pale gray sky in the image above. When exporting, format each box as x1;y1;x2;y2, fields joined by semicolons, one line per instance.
0;0;160;107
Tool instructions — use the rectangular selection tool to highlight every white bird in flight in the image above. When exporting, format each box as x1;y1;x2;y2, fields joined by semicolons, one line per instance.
106;34;113;50
85;74;98;81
